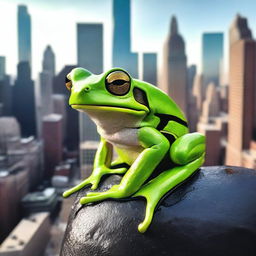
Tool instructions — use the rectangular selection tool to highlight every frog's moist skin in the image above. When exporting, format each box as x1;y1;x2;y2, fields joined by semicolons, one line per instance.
63;67;206;233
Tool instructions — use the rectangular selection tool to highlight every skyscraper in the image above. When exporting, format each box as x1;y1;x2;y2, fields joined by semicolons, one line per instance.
18;5;31;66
13;5;36;136
197;83;224;166
53;65;78;151
77;23;103;142
226;15;256;167
229;14;252;45
39;45;55;116
77;23;103;74
0;56;5;80
161;16;188;116
112;0;138;78
202;33;223;90
43;45;55;77
187;65;196;91
42;114;63;179
0;57;11;116
192;74;204;112
77;23;103;176
142;53;157;86
13;62;36;137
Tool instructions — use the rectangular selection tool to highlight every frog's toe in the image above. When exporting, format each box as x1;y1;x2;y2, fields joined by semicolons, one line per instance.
80;192;110;205
62;190;71;198
86;191;101;197
138;203;155;233
90;180;100;190
80;196;96;205
62;178;92;198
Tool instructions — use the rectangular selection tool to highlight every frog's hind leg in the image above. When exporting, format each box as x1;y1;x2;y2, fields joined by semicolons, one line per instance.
133;132;205;233
133;155;204;233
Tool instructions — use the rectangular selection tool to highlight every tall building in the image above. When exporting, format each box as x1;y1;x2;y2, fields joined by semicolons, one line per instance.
43;45;55;77
197;84;225;165
229;14;252;45
161;16;188;116
42;114;63;179
77;23;102;142
112;0;138;78
187;65;196;91
52;94;67;143
186;64;198;131
200;83;221;123
192;74;204;113
18;5;31;66
0;57;12;116
77;23;102;175
13;62;36;137
53;65;78;151
77;23;103;74
202;33;223;90
1;77;12;116
0;56;5;80
142;53;157;86
14;4;36;136
39;45;55;116
226;15;256;167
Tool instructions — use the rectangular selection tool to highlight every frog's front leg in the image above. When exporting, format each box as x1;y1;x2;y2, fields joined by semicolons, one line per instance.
63;138;127;198
133;132;205;233
79;127;170;204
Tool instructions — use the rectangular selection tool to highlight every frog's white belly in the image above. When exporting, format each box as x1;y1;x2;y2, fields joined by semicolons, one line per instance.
99;128;139;146
81;108;146;164
99;128;144;165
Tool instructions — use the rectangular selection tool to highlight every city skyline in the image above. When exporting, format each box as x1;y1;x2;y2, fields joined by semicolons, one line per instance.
0;0;256;79
1;1;256;252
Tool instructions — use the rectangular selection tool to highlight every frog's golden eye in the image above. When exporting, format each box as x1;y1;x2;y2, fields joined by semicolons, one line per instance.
65;76;72;91
105;70;131;96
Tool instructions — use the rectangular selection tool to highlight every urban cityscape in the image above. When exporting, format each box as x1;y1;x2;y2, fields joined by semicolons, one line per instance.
0;0;256;255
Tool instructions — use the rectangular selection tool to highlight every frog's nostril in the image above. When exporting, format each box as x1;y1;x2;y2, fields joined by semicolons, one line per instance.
84;86;91;92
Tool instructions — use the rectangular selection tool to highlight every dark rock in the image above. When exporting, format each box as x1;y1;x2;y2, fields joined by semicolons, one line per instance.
60;166;256;256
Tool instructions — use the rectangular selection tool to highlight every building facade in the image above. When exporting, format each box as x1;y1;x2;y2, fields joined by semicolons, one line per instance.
112;0;138;78
18;5;31;66
161;16;188;116
226;15;256;167
142;53;157;86
202;33;223;91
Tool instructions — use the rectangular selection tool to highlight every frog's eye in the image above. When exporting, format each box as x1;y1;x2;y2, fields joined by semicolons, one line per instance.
105;70;130;96
65;76;72;91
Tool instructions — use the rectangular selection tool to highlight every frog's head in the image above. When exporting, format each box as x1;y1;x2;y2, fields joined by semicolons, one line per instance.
65;67;150;116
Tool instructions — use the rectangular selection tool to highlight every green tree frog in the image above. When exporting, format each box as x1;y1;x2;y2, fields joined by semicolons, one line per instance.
63;67;205;233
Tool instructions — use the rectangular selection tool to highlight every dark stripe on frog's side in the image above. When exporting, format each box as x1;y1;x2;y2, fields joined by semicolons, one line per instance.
155;113;188;130
132;87;187;132
133;87;149;108
110;162;130;169
161;131;176;145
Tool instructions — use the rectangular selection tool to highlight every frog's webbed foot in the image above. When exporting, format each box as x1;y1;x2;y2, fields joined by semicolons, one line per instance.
133;186;160;233
80;184;126;204
63;166;128;198
63;176;100;198
133;155;205;233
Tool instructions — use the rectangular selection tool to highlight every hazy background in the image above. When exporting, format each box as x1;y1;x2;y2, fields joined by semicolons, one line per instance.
1;0;256;79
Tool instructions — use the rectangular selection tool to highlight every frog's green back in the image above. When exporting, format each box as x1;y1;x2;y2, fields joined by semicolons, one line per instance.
133;79;189;137
133;79;186;120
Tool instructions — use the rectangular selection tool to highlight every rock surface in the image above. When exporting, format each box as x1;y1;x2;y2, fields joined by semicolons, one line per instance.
60;166;256;256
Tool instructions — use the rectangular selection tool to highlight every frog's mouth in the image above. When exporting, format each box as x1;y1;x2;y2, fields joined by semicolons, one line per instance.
71;104;148;117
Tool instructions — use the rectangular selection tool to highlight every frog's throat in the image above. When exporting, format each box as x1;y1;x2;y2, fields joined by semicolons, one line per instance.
71;104;147;116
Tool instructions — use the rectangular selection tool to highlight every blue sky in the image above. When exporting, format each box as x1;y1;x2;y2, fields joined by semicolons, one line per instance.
0;0;255;80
